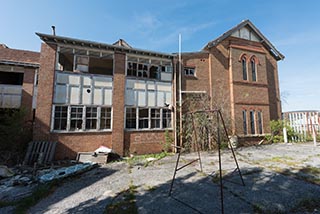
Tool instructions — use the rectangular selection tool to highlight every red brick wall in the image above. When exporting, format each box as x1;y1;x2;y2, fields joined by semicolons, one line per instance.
50;132;112;160
124;130;171;155
21;67;35;121
33;43;56;140
111;52;126;155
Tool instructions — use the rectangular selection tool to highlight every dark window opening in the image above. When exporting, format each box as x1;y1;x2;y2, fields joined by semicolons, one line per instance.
242;58;247;80
139;108;149;129
126;108;136;129
0;71;24;85
250;110;255;135
163;109;172;128
151;109;161;128
85;107;97;130
251;59;257;81
243;110;247;135
70;106;83;131
53;106;68;130
258;111;263;134
100;107;111;129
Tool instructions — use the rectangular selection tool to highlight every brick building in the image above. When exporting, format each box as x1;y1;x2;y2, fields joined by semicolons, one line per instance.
0;44;39;121
180;20;284;145
1;20;283;159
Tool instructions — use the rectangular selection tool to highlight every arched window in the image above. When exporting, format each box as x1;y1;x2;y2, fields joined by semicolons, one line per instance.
251;58;257;81
241;56;247;81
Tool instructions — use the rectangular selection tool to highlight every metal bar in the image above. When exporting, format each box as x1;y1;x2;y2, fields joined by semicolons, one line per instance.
169;151;181;196
217;111;224;214
191;113;203;172
176;158;200;171
218;110;245;186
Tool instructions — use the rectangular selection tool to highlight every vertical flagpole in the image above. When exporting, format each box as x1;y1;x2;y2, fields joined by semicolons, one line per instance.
179;34;183;149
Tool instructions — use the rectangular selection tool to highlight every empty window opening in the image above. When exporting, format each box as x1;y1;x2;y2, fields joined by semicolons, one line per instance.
57;47;113;76
0;71;24;85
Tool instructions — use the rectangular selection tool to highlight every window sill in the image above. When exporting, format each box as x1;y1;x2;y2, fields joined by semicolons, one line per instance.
51;130;112;134
125;128;173;132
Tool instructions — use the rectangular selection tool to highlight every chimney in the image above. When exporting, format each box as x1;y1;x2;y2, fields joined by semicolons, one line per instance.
51;26;56;36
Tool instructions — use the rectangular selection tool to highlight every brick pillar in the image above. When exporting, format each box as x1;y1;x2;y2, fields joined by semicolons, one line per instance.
111;52;126;156
21;68;35;121
33;43;56;141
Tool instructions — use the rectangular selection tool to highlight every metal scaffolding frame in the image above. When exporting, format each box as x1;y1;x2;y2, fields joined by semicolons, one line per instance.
169;109;245;214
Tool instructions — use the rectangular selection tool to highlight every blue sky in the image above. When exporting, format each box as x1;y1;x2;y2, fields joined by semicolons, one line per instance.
2;0;319;112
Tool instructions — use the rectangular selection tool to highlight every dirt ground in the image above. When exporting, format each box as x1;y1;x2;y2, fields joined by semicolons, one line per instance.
4;142;320;213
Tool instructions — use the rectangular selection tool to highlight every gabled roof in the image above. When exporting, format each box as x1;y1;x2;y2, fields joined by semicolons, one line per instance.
36;33;173;60
203;20;284;61
0;44;40;67
113;39;132;49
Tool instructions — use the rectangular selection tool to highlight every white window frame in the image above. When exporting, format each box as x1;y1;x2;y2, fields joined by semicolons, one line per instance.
51;105;112;132
184;67;196;77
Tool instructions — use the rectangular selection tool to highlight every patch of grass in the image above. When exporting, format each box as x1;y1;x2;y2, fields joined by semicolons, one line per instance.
125;152;169;167
211;170;227;183
300;166;320;175
105;183;138;214
145;185;157;192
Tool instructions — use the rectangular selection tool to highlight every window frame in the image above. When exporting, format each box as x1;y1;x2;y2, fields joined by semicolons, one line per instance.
242;110;247;135
249;110;256;135
52;105;112;132
184;67;196;77
125;107;172;130
251;58;257;82
241;56;248;81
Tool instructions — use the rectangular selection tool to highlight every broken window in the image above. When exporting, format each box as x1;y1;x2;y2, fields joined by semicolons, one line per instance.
85;107;97;130
53;106;68;130
52;105;112;132
184;67;196;76
70;106;83;131
162;109;172;128
57;46;113;75
127;56;172;80
126;107;136;129
151;109;161;128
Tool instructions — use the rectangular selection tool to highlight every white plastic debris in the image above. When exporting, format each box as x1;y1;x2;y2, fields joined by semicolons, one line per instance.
94;146;112;154
0;165;14;178
38;163;94;183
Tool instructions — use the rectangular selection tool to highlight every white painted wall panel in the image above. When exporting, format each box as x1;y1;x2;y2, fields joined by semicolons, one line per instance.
125;89;135;105
94;76;112;87
93;88;103;105
104;88;112;105
157;91;165;106
70;86;80;104
135;81;146;90
83;76;91;86
165;92;172;104
137;90;146;106
56;73;69;84
148;91;156;106
69;75;80;85
157;83;171;91
161;72;172;81
54;85;67;103
82;87;92;104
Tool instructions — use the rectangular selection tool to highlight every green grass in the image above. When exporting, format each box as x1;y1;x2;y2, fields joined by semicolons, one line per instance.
125;152;169;167
105;184;138;214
